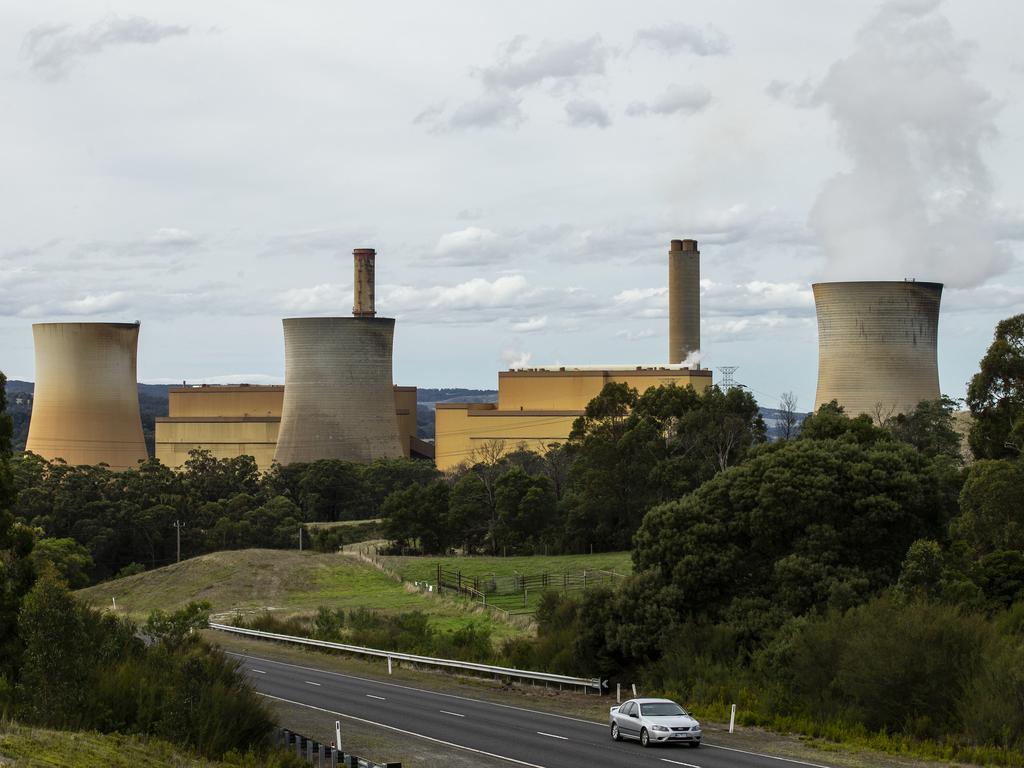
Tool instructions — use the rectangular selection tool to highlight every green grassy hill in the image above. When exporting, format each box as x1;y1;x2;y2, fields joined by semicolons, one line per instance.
75;549;525;641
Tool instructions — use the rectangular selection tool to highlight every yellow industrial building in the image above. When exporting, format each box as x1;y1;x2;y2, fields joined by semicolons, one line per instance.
434;366;712;471
155;384;427;471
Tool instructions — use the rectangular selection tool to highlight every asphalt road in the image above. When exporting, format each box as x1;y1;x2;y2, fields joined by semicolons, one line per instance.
232;652;836;768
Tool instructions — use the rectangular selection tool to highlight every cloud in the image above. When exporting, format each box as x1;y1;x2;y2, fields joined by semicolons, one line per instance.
632;23;731;57
510;316;548;332
22;15;189;81
16;291;134;318
615;327;655;341
261;228;374;259
612;280;814;320
478;35;613;92
456;208;485;221
276;283;351;314
565;99;612;128
433;227;507;265
501;341;533;369
764;79;816;108
418;35;613;132
626;84;712;117
148;373;285;386
445;92;525;131
809;0;1009;288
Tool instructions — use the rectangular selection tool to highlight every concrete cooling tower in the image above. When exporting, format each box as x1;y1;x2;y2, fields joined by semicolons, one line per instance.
273;248;404;465
813;281;942;419
25;322;148;470
668;239;700;365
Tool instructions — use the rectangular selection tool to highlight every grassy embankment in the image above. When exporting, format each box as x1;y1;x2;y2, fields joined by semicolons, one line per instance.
0;721;291;768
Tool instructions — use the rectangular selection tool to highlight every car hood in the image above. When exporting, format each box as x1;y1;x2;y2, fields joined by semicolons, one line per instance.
645;715;700;728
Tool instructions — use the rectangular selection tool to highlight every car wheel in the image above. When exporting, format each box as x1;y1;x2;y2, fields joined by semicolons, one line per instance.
689;742;701;748
640;729;650;748
611;723;622;741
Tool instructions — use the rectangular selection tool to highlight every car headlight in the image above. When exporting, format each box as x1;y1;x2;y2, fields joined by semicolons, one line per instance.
693;723;701;730
652;725;670;731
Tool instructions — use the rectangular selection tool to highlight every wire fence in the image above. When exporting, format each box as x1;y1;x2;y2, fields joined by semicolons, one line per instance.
435;565;625;614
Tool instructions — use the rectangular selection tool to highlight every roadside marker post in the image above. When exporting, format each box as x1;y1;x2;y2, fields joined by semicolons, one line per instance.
616;683;621;703
631;683;637;697
335;720;341;753
387;655;393;675
729;703;737;733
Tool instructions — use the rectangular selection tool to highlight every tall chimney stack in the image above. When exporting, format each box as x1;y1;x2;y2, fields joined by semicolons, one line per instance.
352;248;376;317
668;238;700;365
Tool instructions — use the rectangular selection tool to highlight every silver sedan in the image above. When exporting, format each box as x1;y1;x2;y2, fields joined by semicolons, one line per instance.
609;698;702;748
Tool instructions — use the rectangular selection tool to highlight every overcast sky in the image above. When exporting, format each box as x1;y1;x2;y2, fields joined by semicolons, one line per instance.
2;0;1022;411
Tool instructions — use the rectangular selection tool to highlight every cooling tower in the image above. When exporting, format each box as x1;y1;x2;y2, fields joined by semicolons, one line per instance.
669;239;700;364
273;249;404;465
813;281;942;419
25;322;148;470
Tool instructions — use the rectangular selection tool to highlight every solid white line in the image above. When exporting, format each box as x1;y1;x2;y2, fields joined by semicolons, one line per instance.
230;653;838;768
256;692;547;768
661;759;701;768
703;743;833;767
304;681;321;687
536;732;568;741
226;652;604;728
366;694;386;700
440;710;465;717
251;669;266;674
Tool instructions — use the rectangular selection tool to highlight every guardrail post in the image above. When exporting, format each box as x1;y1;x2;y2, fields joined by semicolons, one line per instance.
387;655;393;675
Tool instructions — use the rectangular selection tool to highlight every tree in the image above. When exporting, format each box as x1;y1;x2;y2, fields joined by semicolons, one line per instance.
778;391;800;439
298;459;371;521
967;314;1024;459
621;435;958;657
493;467;556;554
28;537;94;589
447;473;490;553
954;458;1024;555
799;401;883;444
888;396;963;461
382;479;450;554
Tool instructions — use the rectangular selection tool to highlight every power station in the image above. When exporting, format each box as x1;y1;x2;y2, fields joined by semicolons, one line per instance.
19;239;950;472
433;239;711;470
273;248;405;465
25;322;148;471
813;280;942;418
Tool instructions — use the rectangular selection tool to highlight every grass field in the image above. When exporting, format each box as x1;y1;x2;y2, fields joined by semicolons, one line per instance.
382;551;633;613
383;551;633;584
76;549;524;642
0;722;233;767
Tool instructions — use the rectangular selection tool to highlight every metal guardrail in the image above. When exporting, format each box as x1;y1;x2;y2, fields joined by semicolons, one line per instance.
209;622;603;692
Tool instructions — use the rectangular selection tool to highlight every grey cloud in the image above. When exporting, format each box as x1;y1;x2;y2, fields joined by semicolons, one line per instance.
633;23;731;57
626;84;712;117
764;79;816;108
456;208;485;221
565;99;611;128
22;15;189;81
261;228;375;259
446;92;525;131
477;35;613;92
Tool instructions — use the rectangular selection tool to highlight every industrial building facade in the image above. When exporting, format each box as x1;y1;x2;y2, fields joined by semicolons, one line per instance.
155;384;426;472
434;366;712;471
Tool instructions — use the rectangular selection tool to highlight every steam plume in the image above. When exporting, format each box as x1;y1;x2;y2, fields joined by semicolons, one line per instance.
810;0;1008;288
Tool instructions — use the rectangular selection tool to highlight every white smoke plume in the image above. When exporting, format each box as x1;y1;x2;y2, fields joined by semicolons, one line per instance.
810;0;1009;288
501;342;532;369
682;349;703;368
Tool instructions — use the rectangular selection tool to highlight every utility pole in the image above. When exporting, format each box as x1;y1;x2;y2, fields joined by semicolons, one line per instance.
172;520;185;563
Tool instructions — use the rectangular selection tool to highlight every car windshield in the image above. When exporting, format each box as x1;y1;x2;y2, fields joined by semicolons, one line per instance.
641;703;685;717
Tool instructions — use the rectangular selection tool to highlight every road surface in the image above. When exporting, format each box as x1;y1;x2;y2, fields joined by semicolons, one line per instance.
232;652;835;768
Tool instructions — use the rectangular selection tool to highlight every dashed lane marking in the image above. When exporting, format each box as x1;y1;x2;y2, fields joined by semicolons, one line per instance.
366;694;386;700
256;692;547;768
440;710;465;717
536;732;568;741
251;669;266;674
304;681;321;687
661;759;701;768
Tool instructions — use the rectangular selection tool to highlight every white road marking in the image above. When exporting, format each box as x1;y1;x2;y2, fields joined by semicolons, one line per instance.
256;692;547;768
251;669;266;674
304;681;321;686
366;694;386;700
440;710;465;717
536;732;568;741
661;759;701;768
230;653;839;768
703;744;833;767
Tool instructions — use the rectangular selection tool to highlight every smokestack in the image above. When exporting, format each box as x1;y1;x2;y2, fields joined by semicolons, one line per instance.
668;238;700;365
353;248;376;317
